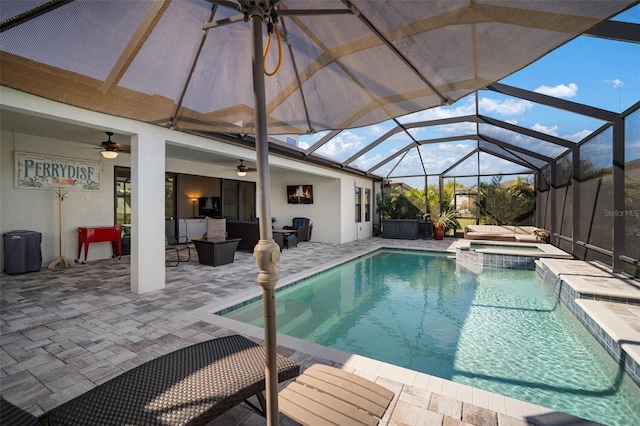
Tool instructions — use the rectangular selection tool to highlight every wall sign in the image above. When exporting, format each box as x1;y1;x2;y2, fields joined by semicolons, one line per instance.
15;151;101;191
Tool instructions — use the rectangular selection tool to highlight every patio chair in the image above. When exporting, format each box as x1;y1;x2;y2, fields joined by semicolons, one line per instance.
1;335;300;426
165;235;191;267
283;217;313;242
284;233;298;249
273;231;284;251
279;363;395;426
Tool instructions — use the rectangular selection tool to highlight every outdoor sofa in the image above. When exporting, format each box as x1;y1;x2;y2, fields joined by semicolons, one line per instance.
1;334;299;426
464;225;540;242
226;220;262;250
226;220;289;251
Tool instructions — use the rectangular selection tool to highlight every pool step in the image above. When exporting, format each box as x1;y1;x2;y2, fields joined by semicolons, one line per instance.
576;299;640;386
537;258;640;304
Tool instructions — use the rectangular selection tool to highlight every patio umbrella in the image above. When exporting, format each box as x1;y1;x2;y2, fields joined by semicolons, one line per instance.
1;1;637;423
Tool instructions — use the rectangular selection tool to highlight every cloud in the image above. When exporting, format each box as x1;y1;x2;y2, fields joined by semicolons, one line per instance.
399;97;476;123
478;97;534;115
531;125;593;143
314;130;364;158
531;123;559;137
366;123;393;137
605;78;624;88
298;130;331;149
563;129;593;142
534;83;578;98
352;152;386;171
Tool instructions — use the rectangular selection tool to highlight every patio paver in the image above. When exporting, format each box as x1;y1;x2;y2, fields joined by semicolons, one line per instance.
2;237;635;425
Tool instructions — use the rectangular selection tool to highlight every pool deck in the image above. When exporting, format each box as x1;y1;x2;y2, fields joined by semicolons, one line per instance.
2;237;638;425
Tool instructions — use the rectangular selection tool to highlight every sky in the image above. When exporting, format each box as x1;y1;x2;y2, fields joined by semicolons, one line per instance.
298;5;640;188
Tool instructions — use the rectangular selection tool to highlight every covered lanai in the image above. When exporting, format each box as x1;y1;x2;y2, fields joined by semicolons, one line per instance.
1;1;639;280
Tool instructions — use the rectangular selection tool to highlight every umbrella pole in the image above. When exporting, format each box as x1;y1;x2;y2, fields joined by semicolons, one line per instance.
248;7;280;426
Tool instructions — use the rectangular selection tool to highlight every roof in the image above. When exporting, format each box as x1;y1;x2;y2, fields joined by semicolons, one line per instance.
1;1;639;182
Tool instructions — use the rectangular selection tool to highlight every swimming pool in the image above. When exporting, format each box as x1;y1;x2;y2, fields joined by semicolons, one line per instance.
223;249;640;425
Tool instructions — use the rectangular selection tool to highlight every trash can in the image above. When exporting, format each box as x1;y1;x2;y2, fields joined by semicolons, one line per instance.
3;230;42;274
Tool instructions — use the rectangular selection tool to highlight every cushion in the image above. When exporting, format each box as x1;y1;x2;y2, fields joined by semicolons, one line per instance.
207;218;226;240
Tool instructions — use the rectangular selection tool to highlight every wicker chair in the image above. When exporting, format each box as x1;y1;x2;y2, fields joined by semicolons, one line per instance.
273;231;284;251
283;217;312;242
1;335;299;426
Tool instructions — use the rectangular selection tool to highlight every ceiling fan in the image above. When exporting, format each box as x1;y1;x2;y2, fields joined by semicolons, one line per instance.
236;159;256;176
99;131;130;159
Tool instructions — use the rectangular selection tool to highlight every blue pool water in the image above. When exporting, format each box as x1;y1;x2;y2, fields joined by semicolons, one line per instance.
223;250;640;425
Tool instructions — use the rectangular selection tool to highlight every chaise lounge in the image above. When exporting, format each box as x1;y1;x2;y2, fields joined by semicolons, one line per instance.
1;335;299;426
464;225;540;242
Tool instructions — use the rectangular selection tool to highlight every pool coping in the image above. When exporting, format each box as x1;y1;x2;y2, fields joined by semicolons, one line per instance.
183;245;604;425
455;240;573;258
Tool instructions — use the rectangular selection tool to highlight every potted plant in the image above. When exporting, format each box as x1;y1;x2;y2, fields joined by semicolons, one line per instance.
376;192;422;239
533;228;550;243
432;209;457;240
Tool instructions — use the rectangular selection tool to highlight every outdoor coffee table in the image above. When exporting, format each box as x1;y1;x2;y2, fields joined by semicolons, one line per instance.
192;237;241;266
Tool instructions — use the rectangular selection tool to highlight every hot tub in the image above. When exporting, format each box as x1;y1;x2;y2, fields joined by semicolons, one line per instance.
455;239;572;269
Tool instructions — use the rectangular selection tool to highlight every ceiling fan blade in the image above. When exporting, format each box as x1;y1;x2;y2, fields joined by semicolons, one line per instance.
236;159;256;173
97;131;131;154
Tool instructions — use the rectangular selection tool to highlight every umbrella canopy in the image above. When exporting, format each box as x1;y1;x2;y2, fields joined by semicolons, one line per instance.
1;1;637;425
1;0;637;136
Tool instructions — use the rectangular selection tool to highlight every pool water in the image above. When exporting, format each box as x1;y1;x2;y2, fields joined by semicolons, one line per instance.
469;242;543;253
223;250;640;425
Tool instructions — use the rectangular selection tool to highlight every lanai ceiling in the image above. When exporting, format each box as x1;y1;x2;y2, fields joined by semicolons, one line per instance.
1;1;639;182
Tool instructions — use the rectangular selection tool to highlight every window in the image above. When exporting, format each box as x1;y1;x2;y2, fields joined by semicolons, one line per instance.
114;166;131;227
114;167;175;255
355;187;362;223
364;188;370;222
223;180;256;221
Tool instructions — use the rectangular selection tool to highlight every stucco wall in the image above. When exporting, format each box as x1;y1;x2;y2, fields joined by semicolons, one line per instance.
270;171;341;243
1;89;377;273
1;130;376;270
1;130;122;268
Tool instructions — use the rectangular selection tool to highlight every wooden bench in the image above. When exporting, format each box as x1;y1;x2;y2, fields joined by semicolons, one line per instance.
280;364;395;426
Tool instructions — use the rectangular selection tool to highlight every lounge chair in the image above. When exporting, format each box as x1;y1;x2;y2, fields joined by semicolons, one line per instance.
280;364;395;426
1;335;299;426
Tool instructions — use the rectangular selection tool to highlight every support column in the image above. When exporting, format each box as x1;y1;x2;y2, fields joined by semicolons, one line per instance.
439;175;444;214
131;131;166;294
550;162;557;245
535;173;541;227
612;116;625;272
572;146;582;258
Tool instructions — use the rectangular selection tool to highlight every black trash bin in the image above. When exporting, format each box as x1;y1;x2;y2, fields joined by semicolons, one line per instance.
3;230;42;274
